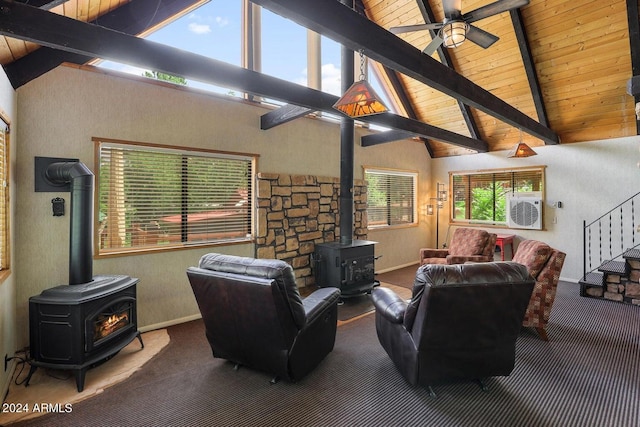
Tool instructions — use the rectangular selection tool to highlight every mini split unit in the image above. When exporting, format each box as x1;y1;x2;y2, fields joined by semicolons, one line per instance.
507;196;542;230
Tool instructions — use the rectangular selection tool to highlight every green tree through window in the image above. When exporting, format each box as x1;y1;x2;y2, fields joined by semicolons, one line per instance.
96;139;255;254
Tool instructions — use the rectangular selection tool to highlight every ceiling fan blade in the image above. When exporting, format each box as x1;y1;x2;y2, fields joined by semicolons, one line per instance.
463;0;530;23
466;25;500;49
389;23;443;35
423;35;444;56
442;0;462;20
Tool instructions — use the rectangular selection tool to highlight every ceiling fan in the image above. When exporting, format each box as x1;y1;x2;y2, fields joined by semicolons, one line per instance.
389;0;530;56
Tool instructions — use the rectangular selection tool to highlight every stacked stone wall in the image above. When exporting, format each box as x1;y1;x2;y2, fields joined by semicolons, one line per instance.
255;173;367;288
601;258;640;304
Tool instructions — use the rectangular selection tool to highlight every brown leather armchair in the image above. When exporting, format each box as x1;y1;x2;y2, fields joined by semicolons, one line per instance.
371;262;534;395
420;227;497;265
512;240;566;341
187;253;341;383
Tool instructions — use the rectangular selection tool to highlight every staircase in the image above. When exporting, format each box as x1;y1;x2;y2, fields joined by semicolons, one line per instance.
579;191;640;304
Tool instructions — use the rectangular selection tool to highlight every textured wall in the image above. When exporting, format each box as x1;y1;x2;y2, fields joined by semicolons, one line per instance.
13;65;431;345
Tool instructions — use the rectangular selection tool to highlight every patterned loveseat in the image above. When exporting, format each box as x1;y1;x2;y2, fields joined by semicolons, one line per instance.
512;239;566;341
419;227;497;265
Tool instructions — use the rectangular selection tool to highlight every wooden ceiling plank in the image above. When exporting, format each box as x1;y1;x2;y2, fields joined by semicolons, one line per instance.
626;0;640;133
415;0;481;141
0;1;487;151
363;0;438;155
249;0;559;145
1;0;207;88
0;37;13;63
510;8;548;127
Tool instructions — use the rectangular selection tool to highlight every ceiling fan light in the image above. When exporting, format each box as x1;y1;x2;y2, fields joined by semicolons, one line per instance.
440;21;468;48
333;80;389;118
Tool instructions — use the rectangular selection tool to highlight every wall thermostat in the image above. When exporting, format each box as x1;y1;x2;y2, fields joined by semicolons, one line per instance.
52;197;65;216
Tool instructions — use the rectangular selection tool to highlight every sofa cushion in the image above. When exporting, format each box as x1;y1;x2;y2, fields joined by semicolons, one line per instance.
512;240;552;279
447;228;489;256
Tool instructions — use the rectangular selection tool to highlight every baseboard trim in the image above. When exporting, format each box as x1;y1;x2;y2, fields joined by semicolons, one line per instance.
376;262;419;275
1;360;15;404
139;313;202;333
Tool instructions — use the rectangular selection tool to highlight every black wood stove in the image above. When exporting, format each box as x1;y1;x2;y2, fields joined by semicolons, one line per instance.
28;275;142;392
314;240;378;296
27;160;142;392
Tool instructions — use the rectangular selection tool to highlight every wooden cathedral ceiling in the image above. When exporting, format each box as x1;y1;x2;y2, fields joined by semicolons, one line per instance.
0;0;637;157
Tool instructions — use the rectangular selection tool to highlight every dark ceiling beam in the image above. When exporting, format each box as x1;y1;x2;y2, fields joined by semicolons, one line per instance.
626;0;640;134
361;130;416;146
368;67;436;156
2;0;205;88
260;105;314;130
416;0;481;141
249;0;559;145
510;8;549;130
358;0;434;154
361;114;486;151
16;0;67;9
0;1;487;151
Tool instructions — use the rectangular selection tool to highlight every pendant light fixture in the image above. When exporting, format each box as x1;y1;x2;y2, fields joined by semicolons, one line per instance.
333;49;389;118
507;129;537;158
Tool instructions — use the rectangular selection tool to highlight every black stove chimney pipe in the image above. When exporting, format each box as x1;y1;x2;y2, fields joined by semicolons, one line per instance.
339;0;355;245
45;161;94;285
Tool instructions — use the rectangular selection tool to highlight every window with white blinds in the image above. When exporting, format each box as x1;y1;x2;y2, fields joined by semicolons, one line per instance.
365;168;417;228
96;139;255;254
0;119;8;270
450;166;544;225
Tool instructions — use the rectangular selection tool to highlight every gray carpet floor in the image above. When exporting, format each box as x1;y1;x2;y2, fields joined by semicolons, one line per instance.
8;280;640;427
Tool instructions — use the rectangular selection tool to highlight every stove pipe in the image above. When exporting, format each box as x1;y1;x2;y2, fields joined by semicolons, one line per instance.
46;161;94;285
339;13;354;245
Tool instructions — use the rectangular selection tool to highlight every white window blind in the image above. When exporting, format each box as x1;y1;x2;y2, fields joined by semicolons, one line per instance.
97;140;254;254
451;167;544;224
365;168;417;228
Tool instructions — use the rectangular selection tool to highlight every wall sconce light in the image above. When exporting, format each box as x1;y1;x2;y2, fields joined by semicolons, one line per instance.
426;204;434;216
437;182;447;204
428;182;447;248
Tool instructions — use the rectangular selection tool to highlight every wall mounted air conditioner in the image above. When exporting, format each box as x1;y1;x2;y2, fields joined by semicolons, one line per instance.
507;196;542;230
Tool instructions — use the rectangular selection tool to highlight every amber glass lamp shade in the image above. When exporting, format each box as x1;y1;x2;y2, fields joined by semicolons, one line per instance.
333;80;389;118
507;142;538;158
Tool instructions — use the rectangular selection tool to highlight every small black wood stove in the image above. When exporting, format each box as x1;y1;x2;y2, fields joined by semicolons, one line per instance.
314;240;378;296
27;160;142;392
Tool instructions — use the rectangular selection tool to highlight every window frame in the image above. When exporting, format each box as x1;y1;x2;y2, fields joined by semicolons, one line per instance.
0;113;9;278
449;166;545;227
364;167;418;230
94;137;258;257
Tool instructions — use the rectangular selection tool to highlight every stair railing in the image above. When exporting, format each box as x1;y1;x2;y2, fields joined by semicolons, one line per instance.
583;191;640;280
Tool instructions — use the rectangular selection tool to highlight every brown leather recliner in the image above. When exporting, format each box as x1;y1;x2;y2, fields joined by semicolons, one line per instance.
187;253;341;382
371;262;534;395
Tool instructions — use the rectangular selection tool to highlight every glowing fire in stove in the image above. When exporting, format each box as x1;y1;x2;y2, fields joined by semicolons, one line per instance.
94;311;129;341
